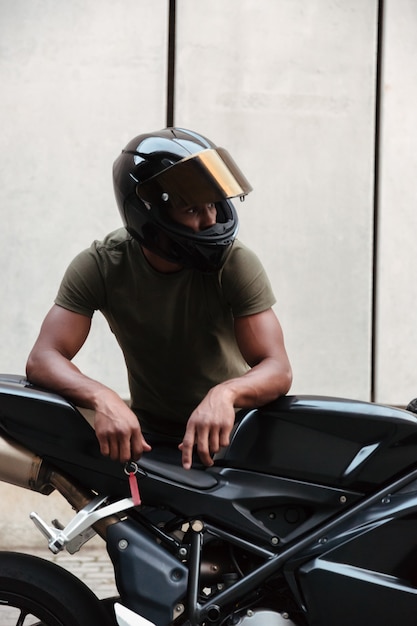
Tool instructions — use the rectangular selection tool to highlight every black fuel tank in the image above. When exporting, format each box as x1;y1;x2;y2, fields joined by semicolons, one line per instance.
220;396;417;492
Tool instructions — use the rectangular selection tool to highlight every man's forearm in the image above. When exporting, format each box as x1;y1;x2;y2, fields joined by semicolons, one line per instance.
218;357;292;409
26;348;115;411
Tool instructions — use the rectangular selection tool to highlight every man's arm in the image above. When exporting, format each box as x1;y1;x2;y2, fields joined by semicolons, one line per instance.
26;304;151;463
179;308;292;468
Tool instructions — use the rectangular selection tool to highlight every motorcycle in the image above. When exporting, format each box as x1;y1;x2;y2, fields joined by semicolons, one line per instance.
1;373;417;625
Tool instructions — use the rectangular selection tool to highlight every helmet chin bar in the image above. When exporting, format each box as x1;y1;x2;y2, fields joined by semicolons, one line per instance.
167;238;235;273
130;225;235;274
125;196;239;273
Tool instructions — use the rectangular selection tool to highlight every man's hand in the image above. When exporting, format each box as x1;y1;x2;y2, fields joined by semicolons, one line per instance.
93;389;152;463
179;386;236;469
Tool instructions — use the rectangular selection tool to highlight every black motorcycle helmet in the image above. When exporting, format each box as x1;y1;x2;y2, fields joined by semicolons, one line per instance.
112;127;252;272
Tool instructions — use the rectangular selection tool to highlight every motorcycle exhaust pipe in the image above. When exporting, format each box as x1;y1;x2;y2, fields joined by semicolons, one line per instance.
0;433;119;538
0;432;54;495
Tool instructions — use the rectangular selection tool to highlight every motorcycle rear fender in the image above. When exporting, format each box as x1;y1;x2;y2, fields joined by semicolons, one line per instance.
0;375;125;491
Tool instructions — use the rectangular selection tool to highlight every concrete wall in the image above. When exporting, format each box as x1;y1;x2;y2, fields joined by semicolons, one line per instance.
375;0;417;405
2;0;404;407
175;0;378;400
0;0;169;399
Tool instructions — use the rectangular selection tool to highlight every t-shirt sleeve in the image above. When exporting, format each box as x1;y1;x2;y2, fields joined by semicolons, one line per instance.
221;241;276;317
54;244;106;318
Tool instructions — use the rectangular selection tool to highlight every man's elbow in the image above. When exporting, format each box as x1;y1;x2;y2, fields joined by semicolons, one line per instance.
276;363;293;398
282;367;293;395
25;349;44;385
26;353;36;383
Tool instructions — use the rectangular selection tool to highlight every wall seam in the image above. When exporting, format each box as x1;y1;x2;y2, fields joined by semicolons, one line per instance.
371;0;384;403
166;0;176;127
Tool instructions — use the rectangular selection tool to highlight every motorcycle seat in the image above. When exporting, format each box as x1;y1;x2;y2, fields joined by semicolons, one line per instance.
139;455;218;489
0;375;218;495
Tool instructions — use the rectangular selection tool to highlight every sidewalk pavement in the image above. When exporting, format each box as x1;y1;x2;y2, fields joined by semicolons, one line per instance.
27;543;119;600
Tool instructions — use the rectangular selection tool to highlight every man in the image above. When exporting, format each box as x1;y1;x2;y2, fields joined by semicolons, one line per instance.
26;127;292;469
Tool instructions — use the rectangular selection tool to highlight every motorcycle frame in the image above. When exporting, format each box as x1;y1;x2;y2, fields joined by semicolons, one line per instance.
112;465;417;625
33;458;417;625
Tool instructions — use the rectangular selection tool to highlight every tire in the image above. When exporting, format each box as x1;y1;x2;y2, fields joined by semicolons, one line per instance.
0;550;113;626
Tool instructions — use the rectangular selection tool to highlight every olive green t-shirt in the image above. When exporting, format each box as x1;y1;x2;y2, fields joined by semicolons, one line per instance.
55;228;276;437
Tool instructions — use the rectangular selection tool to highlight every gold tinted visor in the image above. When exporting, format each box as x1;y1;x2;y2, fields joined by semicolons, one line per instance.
136;148;252;210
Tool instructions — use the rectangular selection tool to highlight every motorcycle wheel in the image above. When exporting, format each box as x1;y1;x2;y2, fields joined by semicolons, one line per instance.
0;551;113;626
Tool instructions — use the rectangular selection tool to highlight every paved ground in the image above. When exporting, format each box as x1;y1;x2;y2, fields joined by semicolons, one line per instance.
30;543;119;599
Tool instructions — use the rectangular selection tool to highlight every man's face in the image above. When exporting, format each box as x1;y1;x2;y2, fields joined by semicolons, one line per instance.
168;203;217;232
